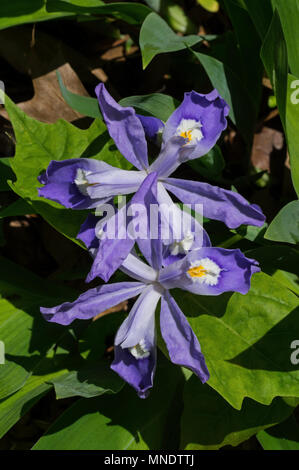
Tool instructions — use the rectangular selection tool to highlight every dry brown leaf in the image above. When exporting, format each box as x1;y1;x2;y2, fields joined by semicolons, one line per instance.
0;27;92;123
251;127;284;172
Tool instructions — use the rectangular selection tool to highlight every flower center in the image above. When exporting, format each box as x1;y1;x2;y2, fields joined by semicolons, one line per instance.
129;339;150;360
187;257;221;286
74;168;93;195
176;118;203;145
74;168;99;196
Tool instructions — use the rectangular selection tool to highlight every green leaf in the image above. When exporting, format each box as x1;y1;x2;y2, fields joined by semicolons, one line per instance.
0;256;77;400
190;48;256;146
50;360;124;399
265;201;299;244
181;376;294;450
0;198;36;219
176;272;299;410
139;12;203;69
273;0;299;78
246;246;299;295
257;414;299;450
243;0;273;39
3;94;130;245
33;357;184;450
285;74;299;196
197;0;219;13
120;93;178;122
222;0;263;109
261;9;288;126
46;0;152;25
56;71;102;119
0;0;74;31
188;145;225;179
260;12;299;196
0;353;72;439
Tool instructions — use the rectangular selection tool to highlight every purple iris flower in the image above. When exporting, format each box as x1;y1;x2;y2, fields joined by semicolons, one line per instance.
40;235;260;398
38;84;265;281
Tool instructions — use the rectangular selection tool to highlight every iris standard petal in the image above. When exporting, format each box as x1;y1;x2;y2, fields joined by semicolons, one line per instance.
164;177;266;229
149;136;185;178
40;282;145;326
159;247;260;296
121;253;158;283
95;83;149;171
85;172;159;283
135;171;163;270
160;292;209;383
38;158;112;209
137;114;164;143
162;89;229;161
157;182;211;266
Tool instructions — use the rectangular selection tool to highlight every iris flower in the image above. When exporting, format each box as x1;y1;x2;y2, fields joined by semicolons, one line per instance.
38;85;265;281
40;175;260;398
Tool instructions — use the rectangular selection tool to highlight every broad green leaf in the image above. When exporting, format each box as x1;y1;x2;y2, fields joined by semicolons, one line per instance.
3;94;131;245
257;414;299;450
0;256;77;400
0;198;35;219
0;0;74;31
0;355;71;439
50;311;126;399
50;360;123;399
0;298;65;400
273;0;299;78
265;201;299;244
33;358;184;450
46;0;151;25
139;12;203;69
188;145;225;180
247;246;299;295
190;49;256;146
181;376;294;450
177;273;299;409
234;223;268;244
